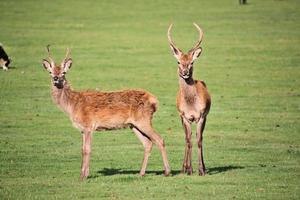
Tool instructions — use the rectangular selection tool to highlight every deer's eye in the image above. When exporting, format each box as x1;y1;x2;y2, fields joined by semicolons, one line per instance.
177;61;180;65
191;62;194;65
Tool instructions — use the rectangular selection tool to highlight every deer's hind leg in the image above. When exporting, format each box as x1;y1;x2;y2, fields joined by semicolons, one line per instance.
133;122;170;176
131;126;153;176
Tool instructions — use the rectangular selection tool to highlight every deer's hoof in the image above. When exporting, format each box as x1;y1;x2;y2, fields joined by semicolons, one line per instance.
80;175;87;181
187;169;193;175
139;172;145;177
80;168;89;180
198;170;206;176
164;170;170;177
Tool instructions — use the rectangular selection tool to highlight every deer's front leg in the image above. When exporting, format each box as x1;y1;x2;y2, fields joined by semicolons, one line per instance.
196;117;206;176
80;131;92;180
181;115;193;175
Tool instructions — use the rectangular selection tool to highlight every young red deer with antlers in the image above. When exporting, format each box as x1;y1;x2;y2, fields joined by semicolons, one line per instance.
42;46;170;179
167;23;211;176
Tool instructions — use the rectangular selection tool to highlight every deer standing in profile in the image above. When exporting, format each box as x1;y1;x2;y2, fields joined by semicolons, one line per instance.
42;46;170;180
167;23;211;175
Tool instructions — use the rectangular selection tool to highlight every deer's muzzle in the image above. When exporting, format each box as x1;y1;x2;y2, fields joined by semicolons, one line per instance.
53;76;64;89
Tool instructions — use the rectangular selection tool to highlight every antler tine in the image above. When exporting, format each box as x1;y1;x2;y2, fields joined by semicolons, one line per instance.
191;23;204;51
46;44;50;54
65;47;71;60
167;24;178;49
46;44;55;66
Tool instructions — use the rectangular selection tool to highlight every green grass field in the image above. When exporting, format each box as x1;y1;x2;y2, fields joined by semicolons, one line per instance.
0;0;299;199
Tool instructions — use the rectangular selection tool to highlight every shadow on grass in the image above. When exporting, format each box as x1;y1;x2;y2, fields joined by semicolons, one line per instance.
206;165;245;175
94;168;181;177
89;165;244;178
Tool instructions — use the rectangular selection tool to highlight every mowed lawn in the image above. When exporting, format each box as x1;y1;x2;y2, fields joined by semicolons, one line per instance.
0;0;299;199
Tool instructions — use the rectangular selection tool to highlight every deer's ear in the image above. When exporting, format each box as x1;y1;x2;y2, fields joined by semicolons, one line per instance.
170;44;183;60
42;59;52;72
63;58;72;73
191;47;202;62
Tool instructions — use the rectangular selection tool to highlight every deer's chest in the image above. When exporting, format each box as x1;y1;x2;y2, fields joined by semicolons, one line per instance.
177;94;202;122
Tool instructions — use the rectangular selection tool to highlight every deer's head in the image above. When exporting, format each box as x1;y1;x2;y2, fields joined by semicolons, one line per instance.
167;23;203;80
42;45;72;89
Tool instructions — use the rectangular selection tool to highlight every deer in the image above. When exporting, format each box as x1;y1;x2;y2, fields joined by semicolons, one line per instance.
42;46;170;180
167;23;211;176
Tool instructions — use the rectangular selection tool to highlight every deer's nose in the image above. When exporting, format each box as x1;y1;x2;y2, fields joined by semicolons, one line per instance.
182;69;189;75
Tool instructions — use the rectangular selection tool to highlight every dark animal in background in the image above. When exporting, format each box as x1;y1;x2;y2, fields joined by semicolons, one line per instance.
0;44;11;71
239;0;247;4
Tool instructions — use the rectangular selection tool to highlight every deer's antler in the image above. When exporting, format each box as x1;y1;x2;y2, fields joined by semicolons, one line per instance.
64;47;71;60
189;23;204;53
167;24;183;53
46;44;55;67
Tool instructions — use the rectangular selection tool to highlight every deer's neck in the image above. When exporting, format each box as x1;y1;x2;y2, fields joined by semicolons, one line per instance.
179;76;198;104
51;80;76;115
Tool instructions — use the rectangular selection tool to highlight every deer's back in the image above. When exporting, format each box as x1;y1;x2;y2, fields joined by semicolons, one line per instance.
70;89;158;131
